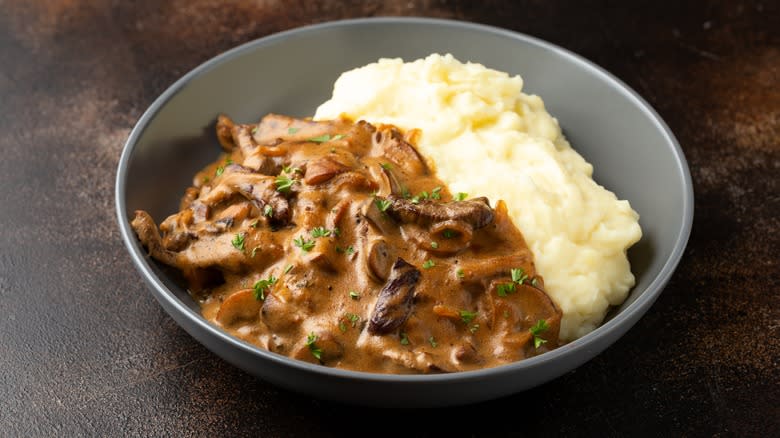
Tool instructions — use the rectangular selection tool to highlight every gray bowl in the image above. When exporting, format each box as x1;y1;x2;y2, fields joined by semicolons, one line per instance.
116;17;693;407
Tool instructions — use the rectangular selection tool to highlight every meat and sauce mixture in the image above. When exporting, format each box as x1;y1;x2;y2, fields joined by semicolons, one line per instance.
132;114;562;373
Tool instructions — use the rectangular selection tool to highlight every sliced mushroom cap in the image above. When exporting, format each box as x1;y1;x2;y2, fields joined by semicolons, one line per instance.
368;257;421;335
371;126;429;176
215;289;263;329
365;238;396;282
216;114;236;151
304;156;349;185
383;195;494;230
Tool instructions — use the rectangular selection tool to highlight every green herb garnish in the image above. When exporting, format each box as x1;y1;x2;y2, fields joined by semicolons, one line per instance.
215;166;224;177
530;319;550;348
442;230;455;239
430;241;439;249
311;227;332;238
511;268;528;285
231;233;245;251
284;264;293;274
374;198;392;213
306;332;323;360
430;186;442;200
456;268;465;279
346;313;360;328
459;310;478;325
287;127;300;134
263;205;274;217
349;291;360;300
380;162;393;170
307;134;333;143
454;192;468;201
422;259;435;269
293;236;315;252
496;282;516;297
469;324;480;334
252;275;277;300
275;175;295;193
400;332;410;345
428;336;438;348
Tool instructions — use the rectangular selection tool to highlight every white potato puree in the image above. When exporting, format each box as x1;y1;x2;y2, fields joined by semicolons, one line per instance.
315;53;642;341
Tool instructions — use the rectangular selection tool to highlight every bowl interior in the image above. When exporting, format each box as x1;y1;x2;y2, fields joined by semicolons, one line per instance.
118;18;691;402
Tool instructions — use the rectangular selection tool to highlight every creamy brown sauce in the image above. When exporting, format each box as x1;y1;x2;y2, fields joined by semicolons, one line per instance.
132;114;562;373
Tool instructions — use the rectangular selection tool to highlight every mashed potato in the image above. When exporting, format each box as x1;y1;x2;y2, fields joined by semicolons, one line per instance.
315;54;642;341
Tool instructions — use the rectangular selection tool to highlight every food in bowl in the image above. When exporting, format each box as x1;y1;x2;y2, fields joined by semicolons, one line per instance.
315;54;642;340
132;114;561;373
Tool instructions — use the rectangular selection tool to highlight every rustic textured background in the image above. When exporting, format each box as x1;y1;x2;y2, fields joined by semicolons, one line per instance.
1;0;777;436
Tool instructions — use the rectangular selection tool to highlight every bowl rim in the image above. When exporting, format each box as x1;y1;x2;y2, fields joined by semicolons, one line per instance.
115;16;694;383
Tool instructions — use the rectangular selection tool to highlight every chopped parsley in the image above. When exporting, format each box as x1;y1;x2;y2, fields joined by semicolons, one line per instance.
454;192;468;201
411;191;428;204
336;245;355;255
346;313;360;328
428;336;438;348
231;233;245;251
531;278;539;287
215;166;224;177
311;227;333;238
459;310;478;325
511;268;528;285
263;205;274;217
275;174;296;193
430;241;439;249
496;282;517;297
349;290;360;300
306;332;323;361
282;165;302;174
374;198;392;213
338;321;347;332
283;264;294;274
250;219;260;228
308;133;343;143
250;247;258;258
442;230;455;239
456;268;465;279
293;236;315;252
430;186;442;200
497;267;532;297
287;127;300;134
251;126;258;134
400;332;410;345
380;162;393;170
252;275;277;300
530;319;550;348
422;259;435;269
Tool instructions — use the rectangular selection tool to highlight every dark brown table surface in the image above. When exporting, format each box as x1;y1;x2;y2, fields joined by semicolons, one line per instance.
1;1;777;436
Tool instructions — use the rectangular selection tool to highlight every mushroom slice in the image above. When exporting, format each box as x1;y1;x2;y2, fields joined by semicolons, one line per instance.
215;114;236;151
304;156;349;185
383;195;494;230
368;258;421;335
215;289;263;329
371;126;429;176
365;238;396;282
